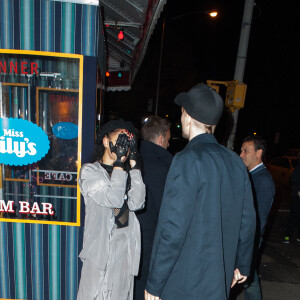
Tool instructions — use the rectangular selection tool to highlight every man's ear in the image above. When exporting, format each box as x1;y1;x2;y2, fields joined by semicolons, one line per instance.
256;149;263;160
157;135;164;147
186;114;191;127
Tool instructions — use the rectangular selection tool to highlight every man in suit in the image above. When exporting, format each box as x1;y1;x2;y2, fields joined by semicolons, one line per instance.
145;84;256;300
240;135;275;300
134;116;173;300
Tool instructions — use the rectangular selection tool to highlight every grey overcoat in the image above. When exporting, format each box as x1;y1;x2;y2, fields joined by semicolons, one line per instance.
78;161;145;275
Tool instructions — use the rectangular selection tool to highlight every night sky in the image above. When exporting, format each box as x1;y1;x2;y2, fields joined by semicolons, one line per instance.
104;0;299;155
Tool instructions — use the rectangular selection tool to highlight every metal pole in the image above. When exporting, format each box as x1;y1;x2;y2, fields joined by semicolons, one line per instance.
227;0;255;150
155;19;165;116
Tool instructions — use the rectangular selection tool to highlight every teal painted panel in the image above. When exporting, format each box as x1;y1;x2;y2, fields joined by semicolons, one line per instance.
13;223;27;299
0;1;102;299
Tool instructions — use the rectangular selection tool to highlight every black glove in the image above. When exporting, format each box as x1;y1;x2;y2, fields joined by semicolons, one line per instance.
110;133;130;169
128;134;138;161
129;134;141;170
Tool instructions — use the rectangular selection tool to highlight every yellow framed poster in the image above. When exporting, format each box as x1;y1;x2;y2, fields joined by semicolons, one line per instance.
0;49;83;226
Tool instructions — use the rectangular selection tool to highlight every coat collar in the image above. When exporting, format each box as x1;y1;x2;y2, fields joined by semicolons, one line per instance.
250;163;266;175
94;160;111;181
140;140;172;160
186;133;218;149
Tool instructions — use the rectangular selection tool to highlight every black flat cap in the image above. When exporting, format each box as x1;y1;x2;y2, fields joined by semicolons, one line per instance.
174;84;224;125
97;118;136;140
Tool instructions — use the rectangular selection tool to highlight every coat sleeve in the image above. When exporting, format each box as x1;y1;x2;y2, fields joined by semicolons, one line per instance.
235;171;256;276
127;169;145;211
255;176;275;236
145;153;199;297
78;163;127;208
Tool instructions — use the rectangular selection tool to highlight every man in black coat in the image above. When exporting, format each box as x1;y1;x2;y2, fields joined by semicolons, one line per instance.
240;135;275;299
134;116;173;300
145;84;256;300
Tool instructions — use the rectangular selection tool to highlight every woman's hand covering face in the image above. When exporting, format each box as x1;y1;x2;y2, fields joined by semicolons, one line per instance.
110;133;130;162
128;134;138;161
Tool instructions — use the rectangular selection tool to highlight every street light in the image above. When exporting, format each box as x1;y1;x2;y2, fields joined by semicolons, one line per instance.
170;10;219;22
209;11;218;17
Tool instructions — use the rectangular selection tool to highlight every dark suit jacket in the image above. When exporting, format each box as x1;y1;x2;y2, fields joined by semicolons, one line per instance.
145;134;256;300
135;141;173;300
250;163;275;246
137;141;173;240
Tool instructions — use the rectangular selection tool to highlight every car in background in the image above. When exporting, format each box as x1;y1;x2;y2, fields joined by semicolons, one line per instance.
266;156;299;186
286;148;300;157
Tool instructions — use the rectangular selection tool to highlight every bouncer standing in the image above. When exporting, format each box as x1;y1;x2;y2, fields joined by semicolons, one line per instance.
134;116;173;300
240;136;275;299
145;84;256;300
77;119;145;300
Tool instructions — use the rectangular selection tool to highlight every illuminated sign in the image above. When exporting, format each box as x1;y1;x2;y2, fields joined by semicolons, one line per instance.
44;171;74;182
0;200;54;216
0;60;39;74
50;94;78;104
0;118;50;166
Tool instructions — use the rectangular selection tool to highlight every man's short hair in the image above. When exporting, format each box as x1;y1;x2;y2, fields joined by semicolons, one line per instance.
191;118;213;134
243;135;266;157
141;116;171;142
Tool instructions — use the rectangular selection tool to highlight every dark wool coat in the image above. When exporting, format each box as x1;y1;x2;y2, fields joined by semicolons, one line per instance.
138;140;173;241
145;134;256;300
135;140;173;300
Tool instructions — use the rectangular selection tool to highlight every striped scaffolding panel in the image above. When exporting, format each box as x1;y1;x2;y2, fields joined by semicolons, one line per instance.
0;0;102;299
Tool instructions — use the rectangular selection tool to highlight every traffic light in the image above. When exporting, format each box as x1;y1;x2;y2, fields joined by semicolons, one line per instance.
206;80;247;111
225;84;247;110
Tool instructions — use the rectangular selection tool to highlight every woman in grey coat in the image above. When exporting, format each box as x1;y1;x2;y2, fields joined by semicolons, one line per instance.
77;119;145;300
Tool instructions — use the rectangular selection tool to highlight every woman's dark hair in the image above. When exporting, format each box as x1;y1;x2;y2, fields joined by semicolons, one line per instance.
91;136;106;162
91;130;116;162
